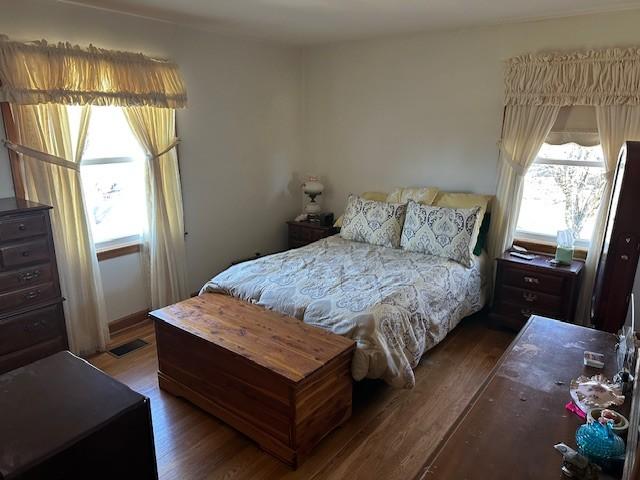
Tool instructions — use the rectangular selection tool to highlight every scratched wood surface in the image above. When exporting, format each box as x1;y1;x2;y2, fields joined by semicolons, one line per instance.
89;310;513;479
423;316;625;480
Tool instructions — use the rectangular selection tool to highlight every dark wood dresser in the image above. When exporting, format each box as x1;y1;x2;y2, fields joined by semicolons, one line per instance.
0;197;67;374
287;220;336;249
490;252;584;330
421;316;629;480
0;351;158;479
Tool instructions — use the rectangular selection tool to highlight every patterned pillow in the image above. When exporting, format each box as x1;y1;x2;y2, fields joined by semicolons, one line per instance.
340;195;407;248
400;200;480;267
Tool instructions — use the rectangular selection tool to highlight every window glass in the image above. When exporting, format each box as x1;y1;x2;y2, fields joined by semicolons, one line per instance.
516;142;606;245
67;106;147;247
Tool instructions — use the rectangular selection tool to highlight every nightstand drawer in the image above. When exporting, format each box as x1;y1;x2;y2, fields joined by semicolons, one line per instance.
502;265;565;294
494;301;562;323
499;285;563;313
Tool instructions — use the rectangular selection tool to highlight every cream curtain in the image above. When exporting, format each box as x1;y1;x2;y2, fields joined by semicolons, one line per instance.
505;48;640;106
488;105;560;262
0;35;187;108
123;106;188;308
11;103;109;355
574;105;640;324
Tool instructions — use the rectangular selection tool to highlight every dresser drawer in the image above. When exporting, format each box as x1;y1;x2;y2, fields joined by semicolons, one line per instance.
0;213;47;242
0;303;66;356
0;239;50;269
0;282;58;314
499;285;563;313
0;263;54;293
501;265;566;294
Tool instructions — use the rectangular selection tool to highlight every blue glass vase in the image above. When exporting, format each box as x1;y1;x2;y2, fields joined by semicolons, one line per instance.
576;421;625;470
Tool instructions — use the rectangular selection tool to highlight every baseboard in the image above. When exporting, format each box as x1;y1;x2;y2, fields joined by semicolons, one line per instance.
108;309;150;335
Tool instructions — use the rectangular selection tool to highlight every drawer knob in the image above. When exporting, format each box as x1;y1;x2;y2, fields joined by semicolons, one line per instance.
523;276;539;285
621;254;629;261
21;250;31;257
17;224;26;231
18;270;41;282
520;308;532;318
523;292;538;302
24;290;40;300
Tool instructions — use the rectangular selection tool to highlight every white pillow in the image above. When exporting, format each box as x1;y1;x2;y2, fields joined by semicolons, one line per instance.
340;195;407;248
400;200;480;267
386;186;439;205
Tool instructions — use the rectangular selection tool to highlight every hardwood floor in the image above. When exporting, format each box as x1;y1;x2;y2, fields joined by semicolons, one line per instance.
89;313;514;480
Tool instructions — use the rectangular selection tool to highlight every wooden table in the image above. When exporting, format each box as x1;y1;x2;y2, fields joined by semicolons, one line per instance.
0;351;157;480
151;293;356;468
421;315;628;480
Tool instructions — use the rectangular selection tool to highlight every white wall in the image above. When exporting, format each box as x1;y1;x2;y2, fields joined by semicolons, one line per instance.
302;10;640;214
0;0;302;322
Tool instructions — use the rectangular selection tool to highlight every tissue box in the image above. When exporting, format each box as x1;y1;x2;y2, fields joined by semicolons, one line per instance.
555;246;574;265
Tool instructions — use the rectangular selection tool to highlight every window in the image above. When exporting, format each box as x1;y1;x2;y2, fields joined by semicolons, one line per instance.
515;142;606;248
68;106;147;250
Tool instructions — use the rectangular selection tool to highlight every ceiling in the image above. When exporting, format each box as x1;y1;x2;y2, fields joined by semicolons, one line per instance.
61;0;640;45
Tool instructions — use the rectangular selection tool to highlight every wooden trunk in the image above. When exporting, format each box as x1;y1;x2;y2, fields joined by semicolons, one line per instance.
150;293;355;468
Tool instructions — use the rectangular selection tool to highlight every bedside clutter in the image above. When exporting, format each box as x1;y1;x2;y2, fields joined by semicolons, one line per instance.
490;250;584;331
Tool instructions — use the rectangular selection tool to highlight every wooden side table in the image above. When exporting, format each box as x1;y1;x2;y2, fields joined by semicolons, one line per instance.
490;251;584;331
287;220;336;249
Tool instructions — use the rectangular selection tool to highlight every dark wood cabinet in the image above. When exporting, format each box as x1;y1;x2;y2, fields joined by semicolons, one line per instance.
490;252;583;330
0;197;67;374
0;351;158;479
286;220;336;249
592;141;640;333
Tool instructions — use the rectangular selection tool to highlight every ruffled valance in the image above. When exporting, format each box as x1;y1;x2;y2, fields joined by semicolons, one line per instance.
0;35;187;108
505;48;640;106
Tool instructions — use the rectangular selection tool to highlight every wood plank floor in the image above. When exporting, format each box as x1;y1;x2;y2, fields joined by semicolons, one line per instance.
89;313;514;480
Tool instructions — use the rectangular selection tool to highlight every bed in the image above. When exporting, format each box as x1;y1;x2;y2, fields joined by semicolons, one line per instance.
201;235;488;388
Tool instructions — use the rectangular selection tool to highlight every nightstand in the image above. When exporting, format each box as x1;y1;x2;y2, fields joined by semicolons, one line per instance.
287;221;336;249
490;251;584;331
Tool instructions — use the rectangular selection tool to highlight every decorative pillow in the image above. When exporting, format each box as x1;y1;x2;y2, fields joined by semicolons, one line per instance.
434;192;494;256
340;195;406;248
334;191;388;228
386;186;439;205
400;201;481;267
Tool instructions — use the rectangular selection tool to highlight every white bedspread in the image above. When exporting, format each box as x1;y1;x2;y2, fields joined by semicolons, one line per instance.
201;235;487;388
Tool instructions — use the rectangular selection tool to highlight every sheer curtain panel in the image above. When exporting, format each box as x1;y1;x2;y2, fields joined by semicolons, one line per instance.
124;106;188;308
10;104;109;354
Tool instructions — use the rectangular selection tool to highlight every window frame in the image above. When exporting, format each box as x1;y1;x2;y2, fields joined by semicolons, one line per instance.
514;143;605;251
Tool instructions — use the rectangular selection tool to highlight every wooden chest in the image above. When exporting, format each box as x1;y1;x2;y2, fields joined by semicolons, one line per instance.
0;198;67;374
150;293;355;468
490;252;584;331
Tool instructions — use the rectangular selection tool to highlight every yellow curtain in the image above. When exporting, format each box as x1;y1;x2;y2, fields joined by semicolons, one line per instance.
11;103;109;355
0;35;187;108
123;106;188;308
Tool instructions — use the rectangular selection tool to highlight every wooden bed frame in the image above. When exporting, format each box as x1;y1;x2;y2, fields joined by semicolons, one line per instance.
150;293;356;468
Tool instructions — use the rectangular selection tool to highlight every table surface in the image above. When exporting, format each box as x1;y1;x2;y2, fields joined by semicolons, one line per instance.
424;315;628;480
0;351;145;477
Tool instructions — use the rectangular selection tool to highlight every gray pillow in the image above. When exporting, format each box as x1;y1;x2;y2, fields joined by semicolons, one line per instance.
340;195;407;248
400;200;480;267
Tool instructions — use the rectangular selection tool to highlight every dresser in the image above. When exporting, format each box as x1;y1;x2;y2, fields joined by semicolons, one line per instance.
287;220;336;249
422;316;631;480
490;252;584;331
0;197;67;374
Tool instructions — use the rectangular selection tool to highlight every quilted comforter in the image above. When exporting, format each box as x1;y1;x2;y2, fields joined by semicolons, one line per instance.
201;235;487;388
